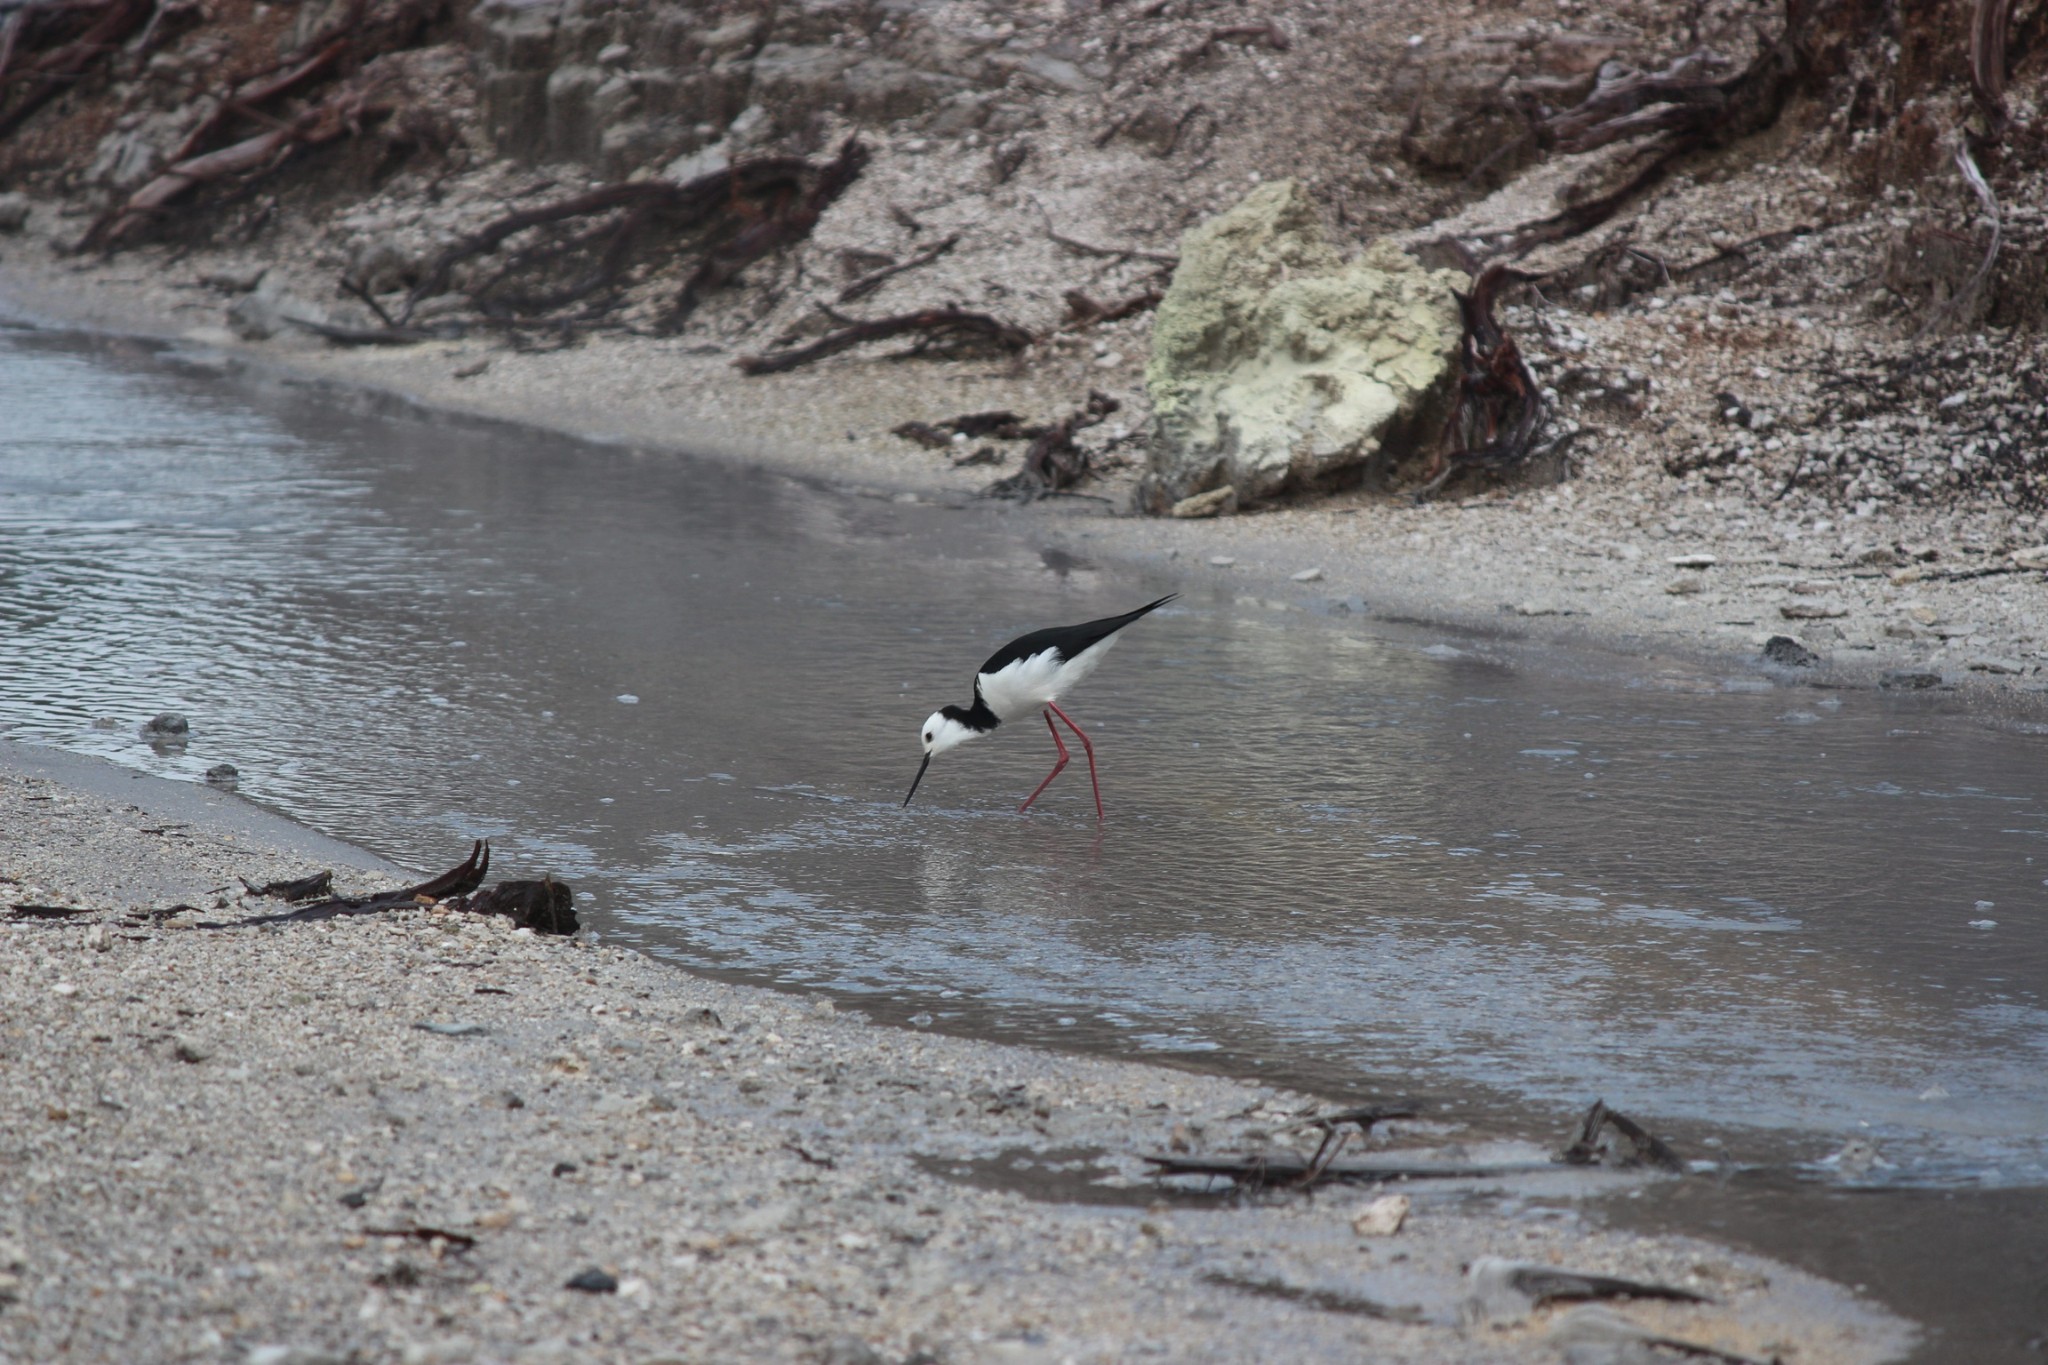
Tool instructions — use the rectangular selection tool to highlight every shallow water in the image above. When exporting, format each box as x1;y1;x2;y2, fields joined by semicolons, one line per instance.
5;326;2045;1357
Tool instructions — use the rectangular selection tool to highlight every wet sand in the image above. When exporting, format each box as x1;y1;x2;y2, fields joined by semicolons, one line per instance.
0;741;1915;1363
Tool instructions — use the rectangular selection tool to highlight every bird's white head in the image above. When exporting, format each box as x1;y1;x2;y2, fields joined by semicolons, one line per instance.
919;709;979;757
904;707;985;806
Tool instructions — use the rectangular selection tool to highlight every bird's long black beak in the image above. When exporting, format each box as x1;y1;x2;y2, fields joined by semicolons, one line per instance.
903;753;932;807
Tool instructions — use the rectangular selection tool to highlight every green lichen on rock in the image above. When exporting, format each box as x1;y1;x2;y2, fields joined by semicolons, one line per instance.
1145;179;1463;505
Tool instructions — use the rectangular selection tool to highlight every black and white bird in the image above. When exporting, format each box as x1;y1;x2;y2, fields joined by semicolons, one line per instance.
903;595;1176;819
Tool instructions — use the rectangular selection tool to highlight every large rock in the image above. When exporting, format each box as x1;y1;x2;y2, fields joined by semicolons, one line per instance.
1144;180;1462;506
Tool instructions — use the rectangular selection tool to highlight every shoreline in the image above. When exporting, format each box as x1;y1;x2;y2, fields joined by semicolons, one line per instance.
0;737;1915;1363
4;235;2047;716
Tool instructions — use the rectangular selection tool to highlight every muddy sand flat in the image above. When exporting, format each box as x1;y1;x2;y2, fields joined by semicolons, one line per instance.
0;741;1912;1364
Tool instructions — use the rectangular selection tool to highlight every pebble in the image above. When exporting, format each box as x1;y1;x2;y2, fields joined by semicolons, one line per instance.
246;1347;345;1365
1762;636;1821;668
1665;578;1702;596
1207;556;1236;567
1351;1194;1410;1237
1667;553;1717;568
141;712;190;742
1967;657;2025;675
1779;602;1848;620
1290;567;1324;582
1879;670;1943;690
205;763;240;788
565;1268;619;1294
413;1020;488;1037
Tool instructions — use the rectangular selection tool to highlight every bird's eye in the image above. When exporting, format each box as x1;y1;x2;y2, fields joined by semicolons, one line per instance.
923;732;933;743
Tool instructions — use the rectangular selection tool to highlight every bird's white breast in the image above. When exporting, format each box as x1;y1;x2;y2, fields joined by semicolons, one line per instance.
977;636;1118;721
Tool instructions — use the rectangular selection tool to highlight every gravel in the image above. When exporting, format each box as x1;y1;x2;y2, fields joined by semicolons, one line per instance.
0;743;1913;1364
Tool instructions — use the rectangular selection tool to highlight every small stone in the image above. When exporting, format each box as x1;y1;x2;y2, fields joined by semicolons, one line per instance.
1290;567;1325;583
1665;578;1702;596
1515;601;1567;617
1667;553;1717;568
1879;670;1943;690
1889;566;1925;585
51;982;77;998
1169;487;1238;518
173;1035;211;1064
413;1021;488;1037
565;1268;619;1294
0;192;31;232
1778;601;1848;620
616;694;639;704
205;763;240;788
141;712;190;742
1968;656;2026;675
820;1337;887;1365
1969;918;1997;930
2010;545;2048;570
201;263;268;294
1351;1194;1410;1237
1207;555;1236;567
1761;636;1821;668
246;1347;344;1365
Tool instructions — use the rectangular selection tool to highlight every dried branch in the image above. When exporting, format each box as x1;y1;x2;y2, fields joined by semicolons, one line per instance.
239;841;492;925
1045;226;1179;266
1182;20;1290;65
1422;264;1547;498
671;135;868;323
1060;288;1162;329
984;390;1119;500
1970;0;2014;136
735;306;1032;375
1912;137;2001;341
837;231;958;303
403;142;866;328
0;0;154;141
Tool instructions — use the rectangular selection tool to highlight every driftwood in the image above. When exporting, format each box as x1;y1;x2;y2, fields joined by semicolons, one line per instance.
984;390;1119;500
240;869;334;902
736;306;1032;375
448;877;577;935
1476;1259;1712;1309
238;840;492;925
1145;1152;1561;1189
1559;1098;1684;1172
1061;288;1163;329
1422;264;1548;497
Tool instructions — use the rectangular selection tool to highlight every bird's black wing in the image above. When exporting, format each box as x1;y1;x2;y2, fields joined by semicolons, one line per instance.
977;595;1177;675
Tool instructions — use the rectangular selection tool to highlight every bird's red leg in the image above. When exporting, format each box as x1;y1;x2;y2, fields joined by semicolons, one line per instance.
1045;702;1103;822
1018;709;1069;813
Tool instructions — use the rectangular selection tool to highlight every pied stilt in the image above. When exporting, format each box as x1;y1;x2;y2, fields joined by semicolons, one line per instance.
903;594;1176;819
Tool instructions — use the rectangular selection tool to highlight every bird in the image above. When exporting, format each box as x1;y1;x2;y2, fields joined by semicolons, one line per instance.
904;594;1177;820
